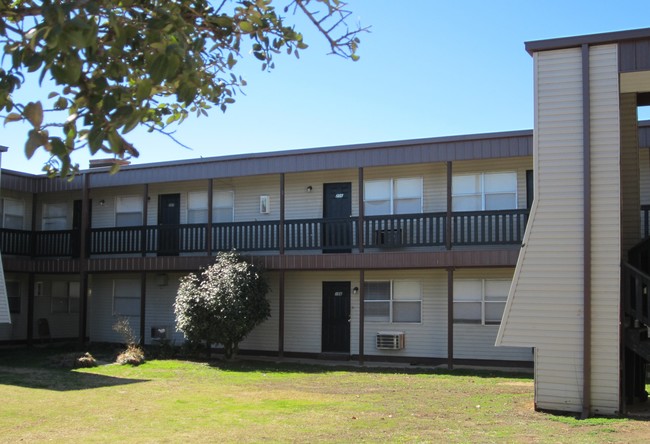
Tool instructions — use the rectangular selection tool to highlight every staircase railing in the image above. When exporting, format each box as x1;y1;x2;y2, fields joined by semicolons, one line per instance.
621;262;650;327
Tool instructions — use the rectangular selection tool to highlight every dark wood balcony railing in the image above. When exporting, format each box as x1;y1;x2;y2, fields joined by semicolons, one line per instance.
364;212;446;248
451;209;529;245
1;209;529;257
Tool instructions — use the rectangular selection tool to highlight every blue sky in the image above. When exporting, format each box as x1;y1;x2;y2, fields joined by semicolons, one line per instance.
3;0;650;173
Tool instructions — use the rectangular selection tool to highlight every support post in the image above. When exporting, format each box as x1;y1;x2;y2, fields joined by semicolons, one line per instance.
278;270;285;357
447;267;454;370
279;174;285;254
358;269;365;365
446;161;453;250
207;179;213;255
78;173;89;345
358;168;364;253
27;273;34;346
141;184;149;256
140;271;147;345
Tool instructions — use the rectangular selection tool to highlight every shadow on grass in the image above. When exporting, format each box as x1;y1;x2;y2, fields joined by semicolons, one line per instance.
0;344;149;392
204;357;534;381
0;366;149;391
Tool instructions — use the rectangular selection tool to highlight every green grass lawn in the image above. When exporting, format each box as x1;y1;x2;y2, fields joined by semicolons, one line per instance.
0;346;649;443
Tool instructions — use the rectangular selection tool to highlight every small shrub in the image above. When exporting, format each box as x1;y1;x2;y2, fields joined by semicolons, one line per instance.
75;352;97;368
116;344;146;366
112;317;145;366
49;352;97;368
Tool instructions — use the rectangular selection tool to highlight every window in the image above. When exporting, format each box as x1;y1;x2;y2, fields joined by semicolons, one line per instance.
116;196;143;227
7;281;20;314
113;278;141;317
453;279;510;325
51;281;80;314
452;172;517;211
1;198;25;229
364;281;421;323
364;178;422;216
42;203;67;230
187;191;234;223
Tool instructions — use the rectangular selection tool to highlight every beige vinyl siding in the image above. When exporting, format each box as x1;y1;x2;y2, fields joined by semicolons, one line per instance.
285;170;358;220
364;163;446;213
497;47;585;413
453;268;532;362
144;273;185;345
239;273;280;352
4;274;27;338
451;158;533;210
362;269;447;358
588;44;621;414
91;186;145;228
0;258;9;328
36;191;79;230
88;273;141;343
620;94;640;251
640;148;650;205
32;276;81;339
283;271;357;353
1;190;33;230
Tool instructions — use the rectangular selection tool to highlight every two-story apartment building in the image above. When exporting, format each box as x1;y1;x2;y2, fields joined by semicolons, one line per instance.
4;27;650;417
0;129;535;368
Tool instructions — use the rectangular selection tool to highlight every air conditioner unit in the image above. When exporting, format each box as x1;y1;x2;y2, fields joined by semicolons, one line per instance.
374;228;403;247
151;326;168;341
376;331;405;350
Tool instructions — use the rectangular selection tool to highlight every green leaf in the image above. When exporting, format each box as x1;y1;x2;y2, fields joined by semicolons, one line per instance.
239;21;253;33
25;130;47;159
149;55;168;84
3;112;22;125
136;79;153;102
23;102;43;128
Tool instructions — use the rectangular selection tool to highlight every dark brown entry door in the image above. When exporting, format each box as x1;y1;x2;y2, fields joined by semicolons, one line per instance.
322;281;351;353
323;182;352;253
158;194;180;256
71;199;91;258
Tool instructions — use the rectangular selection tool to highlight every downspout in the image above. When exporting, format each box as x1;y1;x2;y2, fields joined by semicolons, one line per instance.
581;43;592;419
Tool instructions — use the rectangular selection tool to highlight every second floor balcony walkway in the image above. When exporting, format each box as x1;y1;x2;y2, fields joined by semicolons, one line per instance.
1;209;529;258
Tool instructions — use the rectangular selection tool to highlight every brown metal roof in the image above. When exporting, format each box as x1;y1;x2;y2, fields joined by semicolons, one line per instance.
0;129;532;191
525;27;650;55
4;121;650;193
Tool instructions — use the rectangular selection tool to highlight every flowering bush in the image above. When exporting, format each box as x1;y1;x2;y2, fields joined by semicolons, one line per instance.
174;251;270;359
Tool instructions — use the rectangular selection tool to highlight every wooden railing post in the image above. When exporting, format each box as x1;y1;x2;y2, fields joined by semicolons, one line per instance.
446;162;453;250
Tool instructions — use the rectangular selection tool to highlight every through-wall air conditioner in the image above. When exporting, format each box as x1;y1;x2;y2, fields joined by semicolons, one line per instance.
376;331;405;350
374;228;403;247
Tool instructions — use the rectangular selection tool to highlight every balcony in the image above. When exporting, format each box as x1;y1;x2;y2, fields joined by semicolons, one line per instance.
1;209;529;258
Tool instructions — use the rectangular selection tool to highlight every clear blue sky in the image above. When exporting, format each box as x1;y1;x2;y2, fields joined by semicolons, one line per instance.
3;0;650;174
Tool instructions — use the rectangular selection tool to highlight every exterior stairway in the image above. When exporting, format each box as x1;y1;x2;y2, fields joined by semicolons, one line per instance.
623;238;650;404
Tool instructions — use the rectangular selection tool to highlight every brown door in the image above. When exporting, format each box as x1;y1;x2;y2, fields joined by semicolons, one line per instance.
323;182;352;253
322;281;351;353
158;194;180;256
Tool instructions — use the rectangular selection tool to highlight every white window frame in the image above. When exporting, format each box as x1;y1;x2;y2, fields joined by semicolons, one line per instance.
1;198;25;230
113;278;141;317
51;281;80;314
187;190;235;223
452;172;517;212
42;202;68;231
115;196;144;227
364;280;422;324
364;177;423;216
453;279;509;326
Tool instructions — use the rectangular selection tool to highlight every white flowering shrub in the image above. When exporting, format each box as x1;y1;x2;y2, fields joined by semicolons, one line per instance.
174;251;270;359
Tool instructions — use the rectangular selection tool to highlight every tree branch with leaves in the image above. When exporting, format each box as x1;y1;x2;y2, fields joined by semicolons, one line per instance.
0;0;367;176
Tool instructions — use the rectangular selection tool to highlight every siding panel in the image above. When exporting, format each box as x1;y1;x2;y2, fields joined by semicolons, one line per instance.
497;48;585;412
